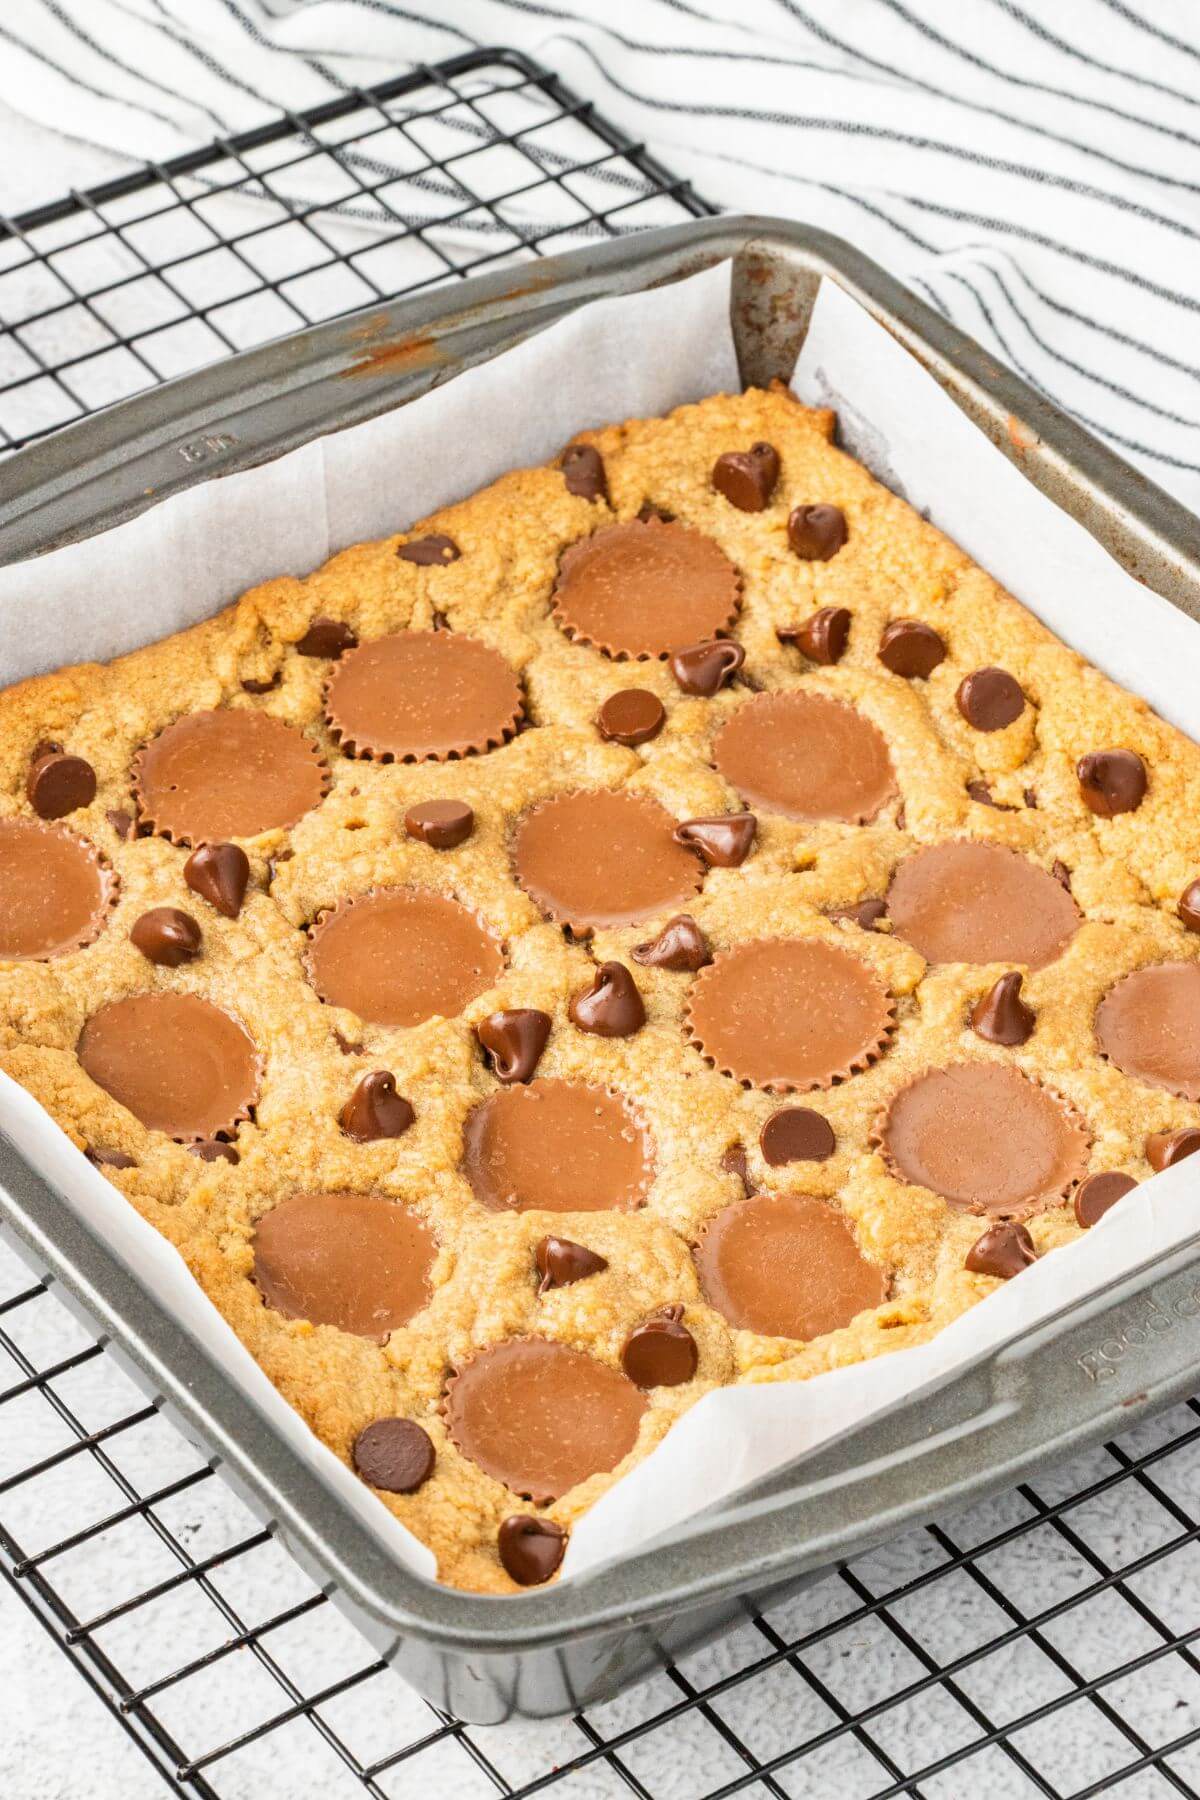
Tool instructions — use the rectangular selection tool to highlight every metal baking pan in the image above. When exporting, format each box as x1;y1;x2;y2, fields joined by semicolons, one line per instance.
4;216;1200;1724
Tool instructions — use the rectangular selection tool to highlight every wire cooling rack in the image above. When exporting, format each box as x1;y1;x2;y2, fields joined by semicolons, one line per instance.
3;46;1200;1800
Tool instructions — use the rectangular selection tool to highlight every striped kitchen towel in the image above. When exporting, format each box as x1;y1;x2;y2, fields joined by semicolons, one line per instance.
1;0;1199;506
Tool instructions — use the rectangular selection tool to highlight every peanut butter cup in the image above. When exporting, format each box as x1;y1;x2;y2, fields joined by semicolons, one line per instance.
551;518;740;659
445;1339;645;1502
695;1192;886;1340
462;1078;651;1213
712;693;895;824
1095;961;1200;1100
0;819;116;960
513;790;701;930
78;993;259;1141
324;630;523;762
132;710;329;844
306;889;502;1028
876;1063;1089;1218
253;1192;434;1337
686;937;894;1092
887;841;1080;968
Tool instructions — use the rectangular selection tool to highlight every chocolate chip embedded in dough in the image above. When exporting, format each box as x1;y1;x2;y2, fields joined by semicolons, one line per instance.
1052;860;1072;892
1076;748;1147;817
1145;1127;1200;1172
189;1139;239;1165
107;808;135;840
397;533;460;565
561;443;608;502
404;798;475;849
622;1306;697;1387
828;898;888;932
970;972;1035;1046
1178;881;1200;933
1074;1170;1137;1227
86;1145;136;1170
712;441;780;511
787;503;847;561
878;619;946;679
721;1144;755;1193
965;1222;1036;1279
475;1009;552;1084
339;1070;415;1142
674;814;757;868
534;1234;609;1293
334;1029;363;1056
632;914;711;972
498;1516;566;1585
296;616;358;659
184;841;250;919
956;667;1026;731
596;688;666;747
760;1106;836;1165
713;691;895;825
130;907;202;968
27;750;96;820
242;673;281;695
253;1192;434;1336
965;780;1016;811
695;1192;885;1338
670;638;745;697
778;605;851;665
352;1418;435;1493
569;961;646;1038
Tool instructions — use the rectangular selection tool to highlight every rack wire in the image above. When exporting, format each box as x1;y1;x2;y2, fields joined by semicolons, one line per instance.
2;47;1200;1800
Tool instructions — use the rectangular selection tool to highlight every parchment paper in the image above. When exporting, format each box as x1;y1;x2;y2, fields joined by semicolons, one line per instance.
1;261;1196;1589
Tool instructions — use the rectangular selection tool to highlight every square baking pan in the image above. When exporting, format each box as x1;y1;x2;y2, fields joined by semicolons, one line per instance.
3;215;1200;1725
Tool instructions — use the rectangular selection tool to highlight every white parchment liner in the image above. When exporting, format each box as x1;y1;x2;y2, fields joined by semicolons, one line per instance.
0;262;1197;1589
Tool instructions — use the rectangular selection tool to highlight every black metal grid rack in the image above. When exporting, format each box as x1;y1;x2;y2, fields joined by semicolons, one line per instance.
2;48;1200;1800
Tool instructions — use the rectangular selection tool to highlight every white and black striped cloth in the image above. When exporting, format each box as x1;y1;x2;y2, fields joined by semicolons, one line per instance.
3;0;1200;506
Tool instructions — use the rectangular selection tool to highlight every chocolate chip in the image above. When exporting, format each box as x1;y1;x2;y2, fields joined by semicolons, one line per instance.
637;501;675;523
189;1139;239;1165
1077;749;1147;817
1178;881;1200;932
597;689;666;747
431;610;451;631
561;443;607;502
965;1222;1036;1279
1074;1170;1137;1227
712;442;780;511
296;616;358;660
828;897;888;931
397;534;460;565
106;808;135;840
569;962;646;1038
957;667;1026;731
476;1009;552;1083
1023;788;1038;808
498;1515;566;1585
622;1306;698;1387
339;1071;415;1142
787;503;847;561
184;841;250;919
779;605;851;665
971;972;1035;1046
670;638;745;697
674;814;756;867
720;1144;755;1193
632;914;711;971
894;802;907;831
86;1145;136;1170
405;799;474;849
760;1106;836;1165
334;1029;364;1056
130;906;202;967
965;780;1016;811
535;1234;609;1293
266;848;294;886
1052;860;1072;892
27;751;96;820
352;1418;435;1493
1145;1127;1200;1172
242;672;281;694
878;619;946;679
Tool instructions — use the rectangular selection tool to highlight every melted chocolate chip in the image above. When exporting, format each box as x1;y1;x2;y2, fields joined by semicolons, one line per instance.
1074;1170;1137;1227
476;1009;552;1084
1146;1127;1200;1171
569;962;646;1038
1023;788;1039;808
637;501;675;524
498;1515;566;1585
957;667;1026;731
712;442;780;511
27;751;96;820
397;534;460;565
828;897;888;931
760;1106;836;1165
965;780;1016;811
965;1222;1036;1279
561;443;607;502
632;914;711;971
242;672;281;694
189;1139;239;1164
720;1144;755;1193
971;972;1035;1046
1077;749;1147;817
86;1145;136;1170
535;1234;609;1293
622;1306;698;1387
670;638;745;697
334;1029;364;1056
674;814;757;868
130;906;202;967
404;799;474;849
878;619;946;679
352;1417;435;1493
1052;860;1072;892
779;605;851;666
1178;881;1200;933
296;616;358;659
787;503;847;561
106;808;135;840
597;688;666;747
185;841;250;919
339;1071;415;1142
